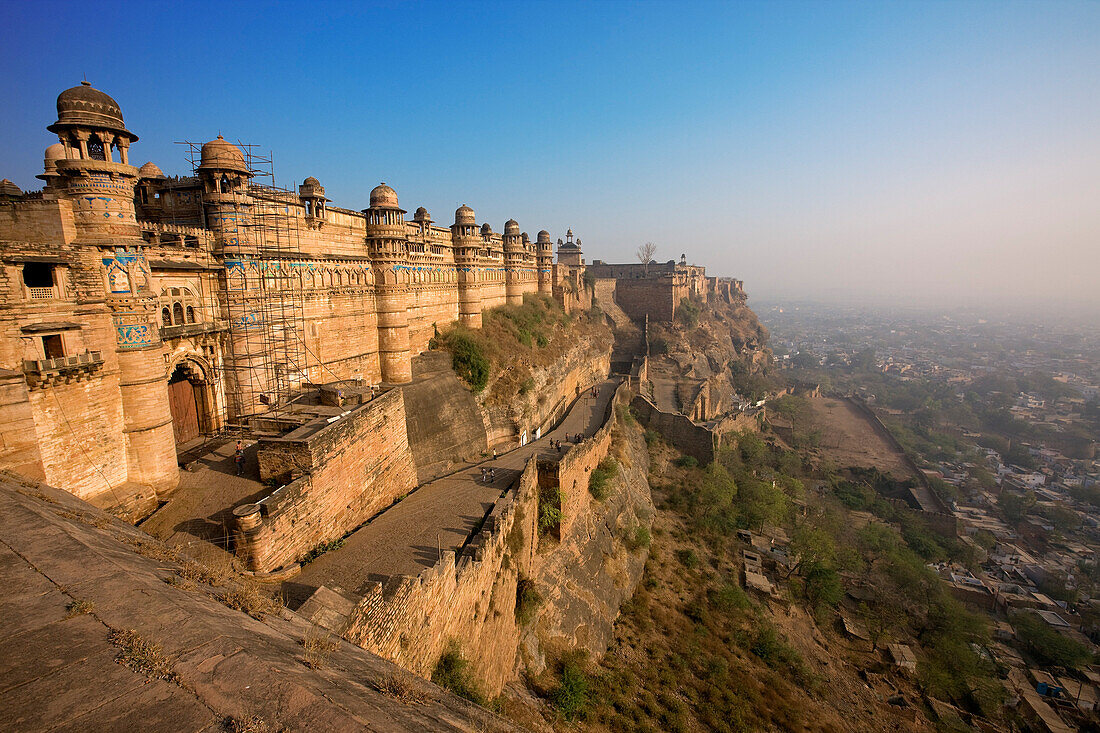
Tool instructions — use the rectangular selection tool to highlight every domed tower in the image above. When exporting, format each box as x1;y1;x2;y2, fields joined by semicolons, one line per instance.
47;82;177;491
536;230;554;294
47;81;141;240
366;183;412;384
557;228;583;266
36;143;66;195
503;218;524;305
452;204;482;328
299;176;328;227
197;136;253;255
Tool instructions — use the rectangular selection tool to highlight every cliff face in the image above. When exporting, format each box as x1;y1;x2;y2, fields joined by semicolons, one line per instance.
520;415;654;674
648;296;774;417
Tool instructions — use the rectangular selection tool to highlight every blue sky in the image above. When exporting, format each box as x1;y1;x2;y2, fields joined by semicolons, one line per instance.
2;1;1098;313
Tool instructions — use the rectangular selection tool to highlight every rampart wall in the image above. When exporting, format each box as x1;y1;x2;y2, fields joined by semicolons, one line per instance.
236;389;417;571
631;393;718;465
340;458;540;695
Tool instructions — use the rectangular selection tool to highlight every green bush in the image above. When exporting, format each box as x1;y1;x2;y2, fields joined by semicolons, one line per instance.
515;576;543;625
644;429;659;446
676;549;700;569
434;331;489;393
1013;611;1093;668
674;456;699;469
432;644;484;705
707;583;750;615
538;487;563;536
550;657;590;720
625;525;651;552
589;458;618;500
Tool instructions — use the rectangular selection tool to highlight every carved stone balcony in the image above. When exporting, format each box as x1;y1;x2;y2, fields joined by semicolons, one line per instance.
22;351;104;389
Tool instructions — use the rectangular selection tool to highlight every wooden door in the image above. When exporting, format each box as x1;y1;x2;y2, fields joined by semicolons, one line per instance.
168;377;200;444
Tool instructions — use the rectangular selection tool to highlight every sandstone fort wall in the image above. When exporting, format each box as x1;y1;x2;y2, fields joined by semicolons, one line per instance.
240;389;417;571
631;393;717;465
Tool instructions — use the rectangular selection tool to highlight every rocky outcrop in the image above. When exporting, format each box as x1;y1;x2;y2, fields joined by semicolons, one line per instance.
520;419;654;673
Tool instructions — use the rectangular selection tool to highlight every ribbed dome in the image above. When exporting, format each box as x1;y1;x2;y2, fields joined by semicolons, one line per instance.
0;179;22;197
138;161;165;178
504;219;520;235
303;176;321;187
49;82;136;140
455;204;475;226
537;230;551;243
413;206;431;222
369;182;399;208
44;143;65;162
480;223;493;236
198;135;250;174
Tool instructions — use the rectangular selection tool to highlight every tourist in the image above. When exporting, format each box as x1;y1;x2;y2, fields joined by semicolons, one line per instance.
481;467;487;483
234;449;245;476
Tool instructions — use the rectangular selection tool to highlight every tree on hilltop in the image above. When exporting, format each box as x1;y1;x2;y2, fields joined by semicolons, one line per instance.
636;242;657;276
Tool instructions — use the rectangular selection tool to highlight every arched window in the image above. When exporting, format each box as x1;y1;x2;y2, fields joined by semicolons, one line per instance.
220;174;231;194
87;136;106;161
186;305;196;323
173;302;184;324
162;307;171;327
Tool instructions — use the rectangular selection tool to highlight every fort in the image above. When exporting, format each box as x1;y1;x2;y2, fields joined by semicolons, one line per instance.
0;82;751;701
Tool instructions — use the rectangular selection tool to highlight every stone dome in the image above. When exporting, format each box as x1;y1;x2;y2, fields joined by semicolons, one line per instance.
198;135;250;174
303;176;321;187
537;230;551;243
504;219;520;235
369;182;399;209
455;204;475;226
44;143;65;162
480;223;492;236
49;82;136;140
138;161;165;178
0;179;22;197
413;206;430;222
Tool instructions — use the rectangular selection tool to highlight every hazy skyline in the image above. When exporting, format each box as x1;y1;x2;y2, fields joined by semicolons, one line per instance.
2;1;1097;313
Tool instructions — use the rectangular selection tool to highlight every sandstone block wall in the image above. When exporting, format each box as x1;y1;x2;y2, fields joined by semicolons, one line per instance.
242;389;417;571
544;380;628;536
631;393;717;465
615;277;677;323
341;457;540;695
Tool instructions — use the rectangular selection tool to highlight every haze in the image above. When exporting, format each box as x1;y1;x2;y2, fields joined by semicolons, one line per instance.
2;1;1097;315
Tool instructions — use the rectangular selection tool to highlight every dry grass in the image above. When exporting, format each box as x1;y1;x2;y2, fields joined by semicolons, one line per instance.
222;582;281;621
65;598;95;617
373;673;428;703
108;628;177;682
301;628;340;669
180;558;227;587
223;715;279;733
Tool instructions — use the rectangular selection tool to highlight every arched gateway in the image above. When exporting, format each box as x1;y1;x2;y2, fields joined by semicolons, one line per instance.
166;358;215;445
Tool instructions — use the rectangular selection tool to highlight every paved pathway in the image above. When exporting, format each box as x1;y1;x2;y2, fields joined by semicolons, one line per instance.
290;376;621;603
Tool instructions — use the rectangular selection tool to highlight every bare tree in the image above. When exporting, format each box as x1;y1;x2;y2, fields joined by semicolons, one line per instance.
636;242;657;276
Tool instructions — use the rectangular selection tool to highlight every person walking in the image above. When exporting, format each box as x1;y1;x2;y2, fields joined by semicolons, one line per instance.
234;448;245;476
481;467;487;483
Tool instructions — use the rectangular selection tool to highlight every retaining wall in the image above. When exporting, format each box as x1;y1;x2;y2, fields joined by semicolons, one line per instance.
631;393;718;466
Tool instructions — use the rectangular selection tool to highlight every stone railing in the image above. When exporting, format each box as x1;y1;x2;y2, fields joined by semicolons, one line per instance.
138;220;208;238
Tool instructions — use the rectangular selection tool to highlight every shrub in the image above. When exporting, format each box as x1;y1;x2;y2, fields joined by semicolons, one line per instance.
432;644;484;705
550;657;590;720
676;549;700;569
1013;611;1093;668
589;458;618;500
302;628;339;669
674;456;699;469
708;583;750;615
515;576;543;625
538;487;563;536
625;525;651;552
437;331;489;393
66;599;95;617
644;429;659;446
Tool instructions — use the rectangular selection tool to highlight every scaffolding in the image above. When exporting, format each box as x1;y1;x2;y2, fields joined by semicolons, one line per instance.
176;140;308;428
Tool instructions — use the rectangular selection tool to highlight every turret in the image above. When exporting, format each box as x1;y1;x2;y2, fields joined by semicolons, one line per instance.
47;82;177;491
197;135;254;255
366;183;412;384
503;218;524;305
451;204;482;328
536;230;553;293
299;176;328;227
47;81;142;241
557;228;583;266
